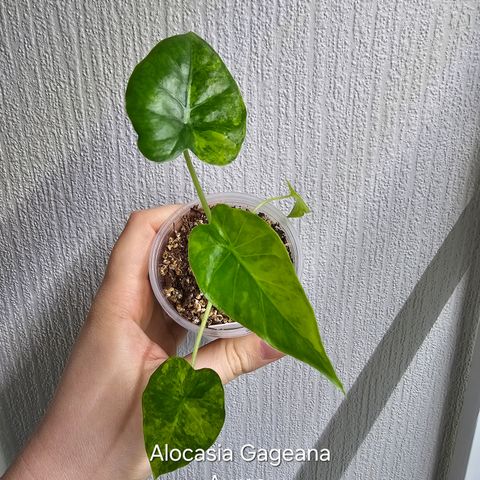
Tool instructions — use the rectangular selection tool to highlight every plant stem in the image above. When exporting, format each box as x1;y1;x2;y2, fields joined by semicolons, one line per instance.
184;150;212;222
253;194;292;213
191;300;213;368
184;150;212;366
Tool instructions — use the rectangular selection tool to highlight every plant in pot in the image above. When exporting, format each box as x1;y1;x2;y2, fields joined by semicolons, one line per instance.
125;31;343;478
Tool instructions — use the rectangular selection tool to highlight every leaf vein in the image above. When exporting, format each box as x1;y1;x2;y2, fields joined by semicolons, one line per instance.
233;232;269;249
153;86;186;110
190;87;231;112
206;250;232;288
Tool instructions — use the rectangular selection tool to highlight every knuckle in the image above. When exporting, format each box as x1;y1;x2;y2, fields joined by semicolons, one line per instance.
127;210;143;223
225;341;252;378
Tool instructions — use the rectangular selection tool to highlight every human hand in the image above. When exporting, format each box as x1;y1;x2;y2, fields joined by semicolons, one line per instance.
4;205;283;480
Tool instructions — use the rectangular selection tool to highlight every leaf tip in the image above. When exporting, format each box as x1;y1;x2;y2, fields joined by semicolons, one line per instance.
336;378;346;395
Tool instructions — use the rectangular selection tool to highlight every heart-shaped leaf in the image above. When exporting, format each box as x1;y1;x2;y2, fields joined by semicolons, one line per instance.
286;181;311;218
188;204;343;391
143;357;225;477
126;32;246;165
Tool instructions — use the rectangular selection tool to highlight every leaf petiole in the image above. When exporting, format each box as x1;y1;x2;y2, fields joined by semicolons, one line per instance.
184;150;212;222
253;194;293;213
253;181;311;218
191;300;213;367
184;149;215;367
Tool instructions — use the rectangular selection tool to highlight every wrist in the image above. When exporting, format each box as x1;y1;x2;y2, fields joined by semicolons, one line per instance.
3;450;41;480
3;421;91;480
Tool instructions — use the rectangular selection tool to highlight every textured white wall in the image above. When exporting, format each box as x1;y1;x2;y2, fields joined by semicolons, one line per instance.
1;1;480;479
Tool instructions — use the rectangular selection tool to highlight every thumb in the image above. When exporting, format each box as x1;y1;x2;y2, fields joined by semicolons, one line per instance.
185;334;284;384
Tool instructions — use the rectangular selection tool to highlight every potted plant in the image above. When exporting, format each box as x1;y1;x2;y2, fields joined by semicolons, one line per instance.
126;31;343;478
149;191;303;338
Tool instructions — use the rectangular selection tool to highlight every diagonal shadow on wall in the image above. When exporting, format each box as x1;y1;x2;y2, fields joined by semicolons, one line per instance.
294;185;480;480
434;205;480;478
0;239;103;468
0;170;194;473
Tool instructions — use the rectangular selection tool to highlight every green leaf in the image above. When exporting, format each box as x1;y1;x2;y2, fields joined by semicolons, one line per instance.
143;357;225;477
188;204;343;391
287;181;311;218
126;32;246;165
